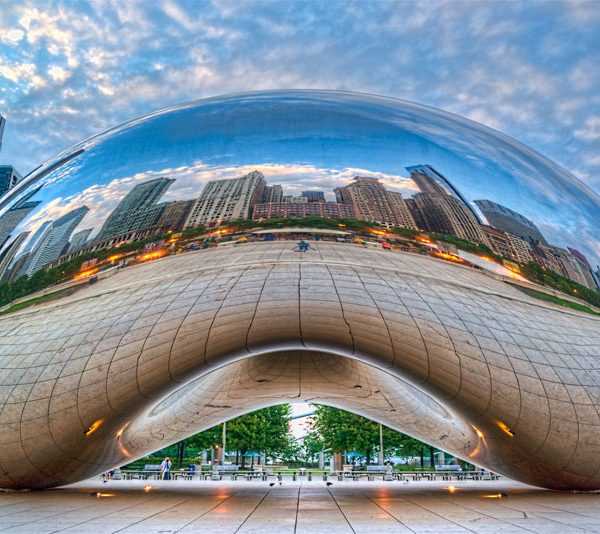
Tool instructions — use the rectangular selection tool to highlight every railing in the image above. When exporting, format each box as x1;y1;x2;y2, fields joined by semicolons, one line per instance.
117;468;500;483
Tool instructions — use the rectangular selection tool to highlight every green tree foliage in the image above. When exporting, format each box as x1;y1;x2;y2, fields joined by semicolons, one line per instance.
311;405;416;463
521;261;600;308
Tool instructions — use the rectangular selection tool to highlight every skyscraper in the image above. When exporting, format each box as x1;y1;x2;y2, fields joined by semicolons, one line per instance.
253;201;354;220
263;184;283;203
0;186;42;248
25;206;89;276
0;231;29;281
0;165;21;197
185;171;266;227
156;200;194;231
98;177;175;240
0;115;5;151
302;191;326;203
474;199;547;245
406;165;488;244
567;248;598;290
68;228;93;253
334;176;417;229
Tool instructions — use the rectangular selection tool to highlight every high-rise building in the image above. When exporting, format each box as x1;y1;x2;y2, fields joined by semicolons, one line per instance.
98;177;175;240
302;191;326;203
481;225;533;264
0;231;29;281
474;199;547;245
406;166;488;245
532;244;595;288
253;201;354;220
594;267;600;290
68;228;93;253
283;195;308;203
156;200;194;231
334;176;417;229
0;115;5;151
566;248;597;290
0;165;21;197
263;185;283;203
0;186;42;248
185;171;266;228
25;206;89;275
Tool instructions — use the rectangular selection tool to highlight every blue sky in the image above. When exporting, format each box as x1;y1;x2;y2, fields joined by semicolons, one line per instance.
0;0;599;193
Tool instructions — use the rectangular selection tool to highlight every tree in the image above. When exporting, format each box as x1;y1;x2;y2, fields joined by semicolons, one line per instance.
310;405;412;464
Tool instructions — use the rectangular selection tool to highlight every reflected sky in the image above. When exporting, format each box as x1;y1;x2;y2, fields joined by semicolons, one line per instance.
1;90;599;266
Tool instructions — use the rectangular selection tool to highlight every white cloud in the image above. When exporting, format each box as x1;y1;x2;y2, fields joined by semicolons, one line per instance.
48;65;70;83
574;116;600;141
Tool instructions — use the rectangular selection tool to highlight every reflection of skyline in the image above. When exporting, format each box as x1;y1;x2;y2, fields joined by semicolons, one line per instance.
0;91;596;270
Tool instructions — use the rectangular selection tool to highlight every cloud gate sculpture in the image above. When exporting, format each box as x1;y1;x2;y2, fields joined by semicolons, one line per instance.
0;90;599;491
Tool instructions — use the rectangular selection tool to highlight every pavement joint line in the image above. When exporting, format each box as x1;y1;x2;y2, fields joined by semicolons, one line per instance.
293;483;301;534
110;497;189;534
47;495;152;534
399;495;481;533
173;493;235;533
232;488;271;534
364;494;417;533
326;487;357;534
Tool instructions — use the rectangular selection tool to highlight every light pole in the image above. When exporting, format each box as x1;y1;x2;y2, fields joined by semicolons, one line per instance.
378;423;384;465
222;421;227;465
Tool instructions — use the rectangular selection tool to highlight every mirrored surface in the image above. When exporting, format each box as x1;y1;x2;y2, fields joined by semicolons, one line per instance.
0;90;597;306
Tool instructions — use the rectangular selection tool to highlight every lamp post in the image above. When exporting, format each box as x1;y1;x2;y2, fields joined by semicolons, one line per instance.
222;421;227;465
378;423;384;465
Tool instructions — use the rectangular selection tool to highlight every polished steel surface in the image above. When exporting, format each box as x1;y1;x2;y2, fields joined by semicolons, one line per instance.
0;91;598;491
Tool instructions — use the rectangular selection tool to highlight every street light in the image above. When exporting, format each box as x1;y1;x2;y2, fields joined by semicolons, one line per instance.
378;423;384;465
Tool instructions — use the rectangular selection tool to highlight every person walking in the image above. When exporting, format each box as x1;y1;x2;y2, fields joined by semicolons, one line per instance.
160;457;172;480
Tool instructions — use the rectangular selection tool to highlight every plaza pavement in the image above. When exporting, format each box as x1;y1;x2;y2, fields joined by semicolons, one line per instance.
1;478;600;533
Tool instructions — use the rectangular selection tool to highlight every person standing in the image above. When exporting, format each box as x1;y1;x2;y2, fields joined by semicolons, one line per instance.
160;457;172;480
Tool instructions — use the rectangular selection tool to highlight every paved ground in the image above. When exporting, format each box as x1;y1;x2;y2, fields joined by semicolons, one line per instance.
1;479;600;533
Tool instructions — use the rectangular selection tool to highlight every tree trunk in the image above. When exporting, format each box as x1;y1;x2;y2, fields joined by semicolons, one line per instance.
420;447;424;468
177;440;186;468
241;450;247;468
429;446;435;468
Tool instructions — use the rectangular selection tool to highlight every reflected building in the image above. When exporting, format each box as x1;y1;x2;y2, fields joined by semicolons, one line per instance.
185;170;266;227
0;165;21;197
97;177;175;241
0;114;4;150
68;228;93;253
253;201;353;220
0;186;42;248
302;191;326;203
474;199;547;245
24;206;89;276
263;184;283;203
481;225;533;264
0;231;29;281
407;165;488;244
156;200;194;232
335;176;416;229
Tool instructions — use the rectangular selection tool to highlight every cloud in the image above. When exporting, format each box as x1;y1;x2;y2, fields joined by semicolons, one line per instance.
575;116;600;141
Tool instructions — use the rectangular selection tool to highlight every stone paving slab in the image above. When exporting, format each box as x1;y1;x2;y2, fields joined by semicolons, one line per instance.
2;478;600;533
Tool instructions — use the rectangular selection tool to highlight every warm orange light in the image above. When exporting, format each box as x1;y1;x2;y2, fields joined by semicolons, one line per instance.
84;419;103;437
472;425;485;439
482;493;504;499
447;485;457;494
497;420;514;437
137;250;167;262
108;254;123;263
96;492;115;498
433;251;464;263
73;267;99;281
416;235;432;243
369;228;386;236
115;422;129;439
144;485;152;493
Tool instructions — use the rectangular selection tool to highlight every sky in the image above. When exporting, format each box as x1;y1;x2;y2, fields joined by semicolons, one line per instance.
0;1;598;197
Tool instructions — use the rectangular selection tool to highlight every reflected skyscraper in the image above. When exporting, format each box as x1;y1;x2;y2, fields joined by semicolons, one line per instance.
0;115;5;151
98;177;175;241
68;228;93;253
25;206;89;276
0;231;29;281
406;166;488;244
335;176;416;229
0;186;42;248
263;184;283;203
474;199;547;245
185;171;266;227
302;191;326;203
0;165;21;197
